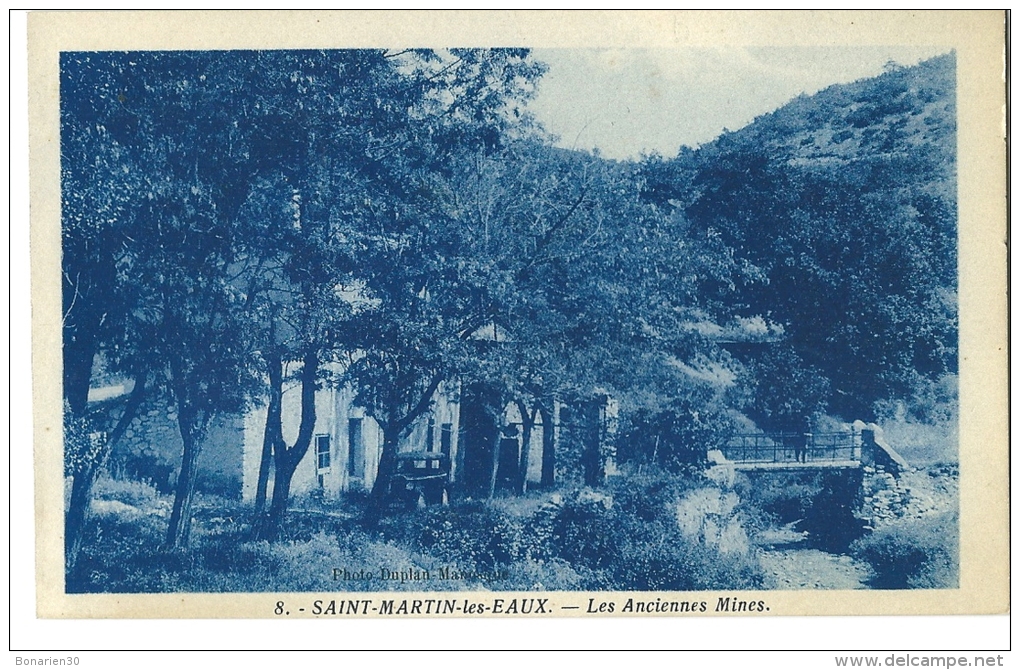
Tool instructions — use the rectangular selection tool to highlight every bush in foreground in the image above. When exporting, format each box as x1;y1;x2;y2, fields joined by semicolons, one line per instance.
393;474;763;591
75;474;765;593
850;511;958;589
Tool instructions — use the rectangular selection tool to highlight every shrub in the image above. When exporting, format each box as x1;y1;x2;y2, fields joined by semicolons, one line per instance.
850;511;958;589
614;521;761;591
404;502;543;572
64;402;100;478
74;473;767;593
67;505;170;593
616;407;733;472
539;484;763;591
501;558;587;591
609;469;706;521
743;345;831;432
93;474;162;510
383;477;765;592
543;492;622;573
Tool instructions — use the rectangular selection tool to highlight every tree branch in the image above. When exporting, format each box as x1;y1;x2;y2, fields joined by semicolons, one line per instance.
394;372;443;434
517;186;589;280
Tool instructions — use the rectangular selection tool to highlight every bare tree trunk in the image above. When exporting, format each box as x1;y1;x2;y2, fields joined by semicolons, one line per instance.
165;351;210;551
369;423;401;509
539;403;557;488
266;454;298;534
514;400;537;496
165;405;205;550
65;374;146;575
261;350;318;539
487;421;503;500
254;351;283;514
367;373;443;515
62;243;117;416
62;330;98;417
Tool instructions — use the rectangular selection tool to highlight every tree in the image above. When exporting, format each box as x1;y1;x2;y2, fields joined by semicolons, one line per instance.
61;46;754;553
61;53;153;570
322;50;551;511
642;54;958;421
126;157;259;550
61;53;239;560
61;51;280;549
432;135;748;490
441;141;615;494
221;51;408;533
62;49;538;541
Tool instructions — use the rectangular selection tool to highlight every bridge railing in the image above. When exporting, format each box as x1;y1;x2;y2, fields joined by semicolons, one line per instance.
722;431;859;464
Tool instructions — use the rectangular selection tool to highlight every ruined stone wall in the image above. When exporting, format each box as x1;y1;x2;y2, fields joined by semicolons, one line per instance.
110;395;245;498
858;464;956;529
859;464;910;528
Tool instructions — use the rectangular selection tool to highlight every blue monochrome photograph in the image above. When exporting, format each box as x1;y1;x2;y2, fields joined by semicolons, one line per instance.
61;47;959;595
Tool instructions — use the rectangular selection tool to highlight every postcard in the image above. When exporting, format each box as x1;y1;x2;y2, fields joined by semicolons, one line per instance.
28;10;1007;620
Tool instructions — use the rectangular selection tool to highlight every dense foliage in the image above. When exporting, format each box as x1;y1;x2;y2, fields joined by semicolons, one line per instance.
63;49;958;589
642;54;957;426
71;476;761;593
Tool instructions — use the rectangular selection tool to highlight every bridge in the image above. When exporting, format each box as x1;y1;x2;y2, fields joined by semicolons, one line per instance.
710;423;913;532
714;423;908;473
718;430;859;471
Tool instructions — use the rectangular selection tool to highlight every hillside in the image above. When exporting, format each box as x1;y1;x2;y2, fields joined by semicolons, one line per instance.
719;54;955;167
642;54;958;426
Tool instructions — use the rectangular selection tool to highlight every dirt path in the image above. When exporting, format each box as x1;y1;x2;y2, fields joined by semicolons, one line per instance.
759;548;873;590
755;466;957;590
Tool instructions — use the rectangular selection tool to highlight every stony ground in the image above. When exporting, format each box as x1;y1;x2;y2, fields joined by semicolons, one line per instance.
862;463;958;527
754;463;958;590
895;466;958;521
758;548;873;590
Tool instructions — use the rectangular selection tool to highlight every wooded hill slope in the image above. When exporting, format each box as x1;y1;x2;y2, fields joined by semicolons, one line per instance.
642;53;958;427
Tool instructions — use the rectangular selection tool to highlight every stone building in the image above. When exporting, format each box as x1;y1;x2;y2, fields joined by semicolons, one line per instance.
93;374;623;502
240;378;463;502
96;377;462;501
94;382;244;497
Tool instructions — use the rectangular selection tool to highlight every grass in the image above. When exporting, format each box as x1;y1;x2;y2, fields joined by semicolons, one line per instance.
70;473;765;594
850;510;958;589
73;459;958;594
874;374;958;466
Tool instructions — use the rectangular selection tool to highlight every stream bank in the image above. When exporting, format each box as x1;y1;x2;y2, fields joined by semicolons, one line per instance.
749;463;958;590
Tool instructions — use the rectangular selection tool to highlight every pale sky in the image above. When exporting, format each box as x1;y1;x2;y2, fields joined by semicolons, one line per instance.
527;46;952;161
